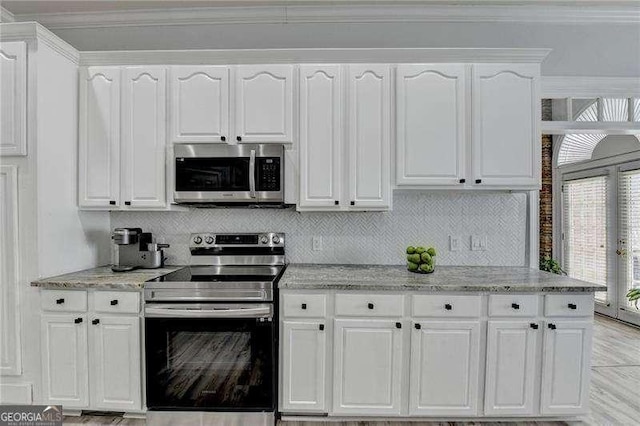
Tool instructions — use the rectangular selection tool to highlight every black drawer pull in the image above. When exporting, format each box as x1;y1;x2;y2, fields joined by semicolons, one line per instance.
512;303;520;310
236;136;242;142
221;136;226;142
444;303;452;310
334;200;339;205
109;200;116;205
124;201;131;206
350;201;355;206
74;317;83;324
110;300;118;306
459;178;466;183
395;322;402;329
530;323;539;329
475;179;482;184
548;323;556;330
319;324;324;331
568;303;577;310
368;303;374;309
414;323;421;330
301;303;307;310
56;298;65;304
92;319;100;325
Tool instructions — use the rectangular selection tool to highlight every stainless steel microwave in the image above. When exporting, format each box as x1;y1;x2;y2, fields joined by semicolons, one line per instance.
173;144;284;205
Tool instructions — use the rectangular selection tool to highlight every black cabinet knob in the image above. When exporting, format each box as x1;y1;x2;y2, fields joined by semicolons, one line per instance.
414;323;421;330
334;200;339;205
56;298;65;304
395;322;402;329
459;178;466;183
512;303;520;310
368;303;374;309
74;317;83;324
221;136;226;142
301;303;307;310
124;201;131;206
568;303;577;310
530;323;539;329
350;201;355;206
475;179;482;184
319;324;324;331
548;323;556;330
109;200;116;205
92;319;100;325
236;136;242;142
445;303;452;310
110;300;118;306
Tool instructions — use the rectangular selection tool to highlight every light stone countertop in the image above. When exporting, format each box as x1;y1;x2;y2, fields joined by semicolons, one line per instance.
279;264;607;292
31;266;184;290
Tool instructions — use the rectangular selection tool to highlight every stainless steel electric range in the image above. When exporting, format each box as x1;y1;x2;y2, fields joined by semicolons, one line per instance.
144;232;285;426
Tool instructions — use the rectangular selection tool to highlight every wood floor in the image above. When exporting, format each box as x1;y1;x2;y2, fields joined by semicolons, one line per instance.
63;314;640;426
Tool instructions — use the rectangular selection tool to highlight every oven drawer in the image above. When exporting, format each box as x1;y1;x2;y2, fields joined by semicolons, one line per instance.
489;294;539;317
545;294;594;317
335;294;404;317
412;294;481;317
93;291;140;314
41;290;87;312
282;294;326;318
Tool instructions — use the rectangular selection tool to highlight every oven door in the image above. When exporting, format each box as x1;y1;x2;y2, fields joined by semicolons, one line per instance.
144;303;275;411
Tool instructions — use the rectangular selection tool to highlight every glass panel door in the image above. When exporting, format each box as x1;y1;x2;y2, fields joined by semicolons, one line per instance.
618;166;640;325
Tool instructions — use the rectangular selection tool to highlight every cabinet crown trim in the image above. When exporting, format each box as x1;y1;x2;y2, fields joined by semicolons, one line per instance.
0;22;79;64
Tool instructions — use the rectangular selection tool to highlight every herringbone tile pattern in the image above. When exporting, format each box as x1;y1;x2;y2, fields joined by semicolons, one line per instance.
112;192;527;266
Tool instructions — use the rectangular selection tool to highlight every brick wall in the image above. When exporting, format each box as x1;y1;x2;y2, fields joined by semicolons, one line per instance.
540;99;553;262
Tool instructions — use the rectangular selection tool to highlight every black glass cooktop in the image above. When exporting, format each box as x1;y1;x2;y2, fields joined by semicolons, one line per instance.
152;266;283;283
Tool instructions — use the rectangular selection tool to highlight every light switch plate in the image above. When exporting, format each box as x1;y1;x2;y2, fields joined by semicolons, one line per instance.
449;236;461;252
312;236;323;251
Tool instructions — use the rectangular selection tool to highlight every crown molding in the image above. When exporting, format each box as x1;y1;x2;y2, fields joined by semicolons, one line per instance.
78;47;550;66
542;76;640;98
11;2;640;29
0;22;79;64
1;6;15;23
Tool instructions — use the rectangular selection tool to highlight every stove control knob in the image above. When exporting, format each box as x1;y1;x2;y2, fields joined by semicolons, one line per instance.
193;235;203;244
204;236;214;244
260;235;269;244
272;235;281;245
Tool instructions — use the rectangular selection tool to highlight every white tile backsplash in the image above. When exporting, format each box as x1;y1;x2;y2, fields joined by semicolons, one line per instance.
111;192;527;266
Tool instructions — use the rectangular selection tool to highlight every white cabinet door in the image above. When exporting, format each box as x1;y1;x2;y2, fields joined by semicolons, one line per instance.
121;66;167;209
541;320;593;415
298;65;342;208
396;64;466;186
0;41;27;156
471;64;540;188
409;320;480;416
484;320;538;416
281;320;327;413
170;66;230;143
79;67;121;208
235;65;293;143
347;65;391;210
333;319;403;415
89;315;142;411
41;314;89;408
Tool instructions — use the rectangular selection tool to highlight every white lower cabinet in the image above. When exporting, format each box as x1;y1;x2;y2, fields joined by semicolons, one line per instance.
41;314;90;408
484;320;538;416
409;320;480;416
333;319;403;415
281;320;327;413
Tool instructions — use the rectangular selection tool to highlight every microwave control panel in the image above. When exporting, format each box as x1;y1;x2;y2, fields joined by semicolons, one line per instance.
257;158;281;191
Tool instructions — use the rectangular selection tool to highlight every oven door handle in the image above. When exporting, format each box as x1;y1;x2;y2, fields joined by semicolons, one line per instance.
249;149;256;198
145;305;272;319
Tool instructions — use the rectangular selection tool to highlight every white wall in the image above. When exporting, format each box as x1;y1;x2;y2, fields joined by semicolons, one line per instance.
51;21;640;77
112;192;527;266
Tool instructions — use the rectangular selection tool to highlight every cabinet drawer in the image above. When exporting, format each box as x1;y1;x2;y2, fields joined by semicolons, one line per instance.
545;294;594;317
489;295;539;317
335;294;403;317
93;291;140;314
412;295;481;317
41;290;87;312
282;294;326;318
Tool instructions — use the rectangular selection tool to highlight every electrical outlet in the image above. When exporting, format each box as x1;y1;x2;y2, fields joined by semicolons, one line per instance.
312;236;323;251
471;235;487;251
449;236;461;252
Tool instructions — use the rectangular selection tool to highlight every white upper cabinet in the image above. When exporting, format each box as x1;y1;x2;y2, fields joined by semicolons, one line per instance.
235;65;293;143
79;67;121;208
396;64;466;186
347;65;391;210
0;41;27;156
541;320;592;415
410;320;480;416
170;66;229;143
298;65;342;208
471;63;540;188
121;66;167;209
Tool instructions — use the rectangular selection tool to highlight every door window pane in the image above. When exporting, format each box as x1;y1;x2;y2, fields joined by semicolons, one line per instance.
619;169;640;311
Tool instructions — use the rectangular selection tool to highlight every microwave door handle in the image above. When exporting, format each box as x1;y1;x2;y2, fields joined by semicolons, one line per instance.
145;306;271;318
249;149;256;198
